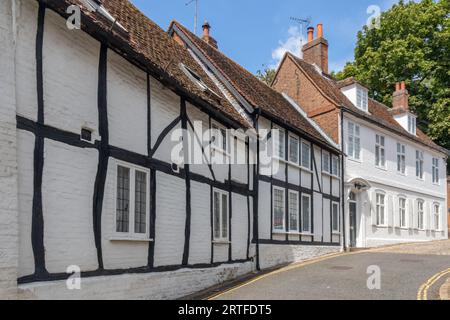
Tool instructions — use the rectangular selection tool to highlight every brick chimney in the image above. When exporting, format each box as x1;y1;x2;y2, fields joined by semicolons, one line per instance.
302;23;329;74
392;81;409;111
202;21;218;49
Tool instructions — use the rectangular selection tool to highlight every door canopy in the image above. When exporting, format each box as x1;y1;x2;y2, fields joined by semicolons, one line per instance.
346;177;371;193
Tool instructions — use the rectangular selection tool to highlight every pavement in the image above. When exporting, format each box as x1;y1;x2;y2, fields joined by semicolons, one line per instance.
204;240;450;300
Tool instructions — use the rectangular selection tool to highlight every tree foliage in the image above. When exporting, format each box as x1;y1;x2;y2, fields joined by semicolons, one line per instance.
256;68;276;85
335;0;449;168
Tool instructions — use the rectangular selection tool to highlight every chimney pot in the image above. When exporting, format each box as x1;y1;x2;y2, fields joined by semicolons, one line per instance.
393;81;409;111
395;82;401;91
401;81;406;91
202;21;210;37
317;24;323;38
307;27;314;42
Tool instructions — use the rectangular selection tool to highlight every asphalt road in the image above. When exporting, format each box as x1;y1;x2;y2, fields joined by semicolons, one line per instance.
211;241;450;300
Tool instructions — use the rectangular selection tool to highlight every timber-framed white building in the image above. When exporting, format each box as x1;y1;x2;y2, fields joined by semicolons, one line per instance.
0;0;343;299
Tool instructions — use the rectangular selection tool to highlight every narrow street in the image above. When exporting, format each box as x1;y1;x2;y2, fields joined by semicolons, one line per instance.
209;240;450;300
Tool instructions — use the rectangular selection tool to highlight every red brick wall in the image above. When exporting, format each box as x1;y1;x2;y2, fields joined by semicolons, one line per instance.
272;56;339;143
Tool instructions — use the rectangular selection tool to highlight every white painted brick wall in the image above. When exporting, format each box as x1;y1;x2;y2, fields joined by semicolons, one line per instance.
259;245;341;270
0;0;19;299
16;262;254;300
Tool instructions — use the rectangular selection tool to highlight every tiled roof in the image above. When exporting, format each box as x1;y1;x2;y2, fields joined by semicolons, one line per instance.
171;22;332;147
44;0;250;128
286;53;445;154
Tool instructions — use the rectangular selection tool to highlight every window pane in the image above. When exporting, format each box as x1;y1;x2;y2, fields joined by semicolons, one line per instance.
332;204;339;231
323;153;330;172
214;192;220;239
134;171;147;234
289;136;299;163
301;142;310;168
273;189;285;230
116;166;130;233
222;194;228;238
355;137;361;159
302;196;310;232
277;130;285;159
289;192;298;231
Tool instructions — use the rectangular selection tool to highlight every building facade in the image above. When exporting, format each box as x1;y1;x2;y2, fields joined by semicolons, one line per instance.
0;0;343;299
272;24;449;249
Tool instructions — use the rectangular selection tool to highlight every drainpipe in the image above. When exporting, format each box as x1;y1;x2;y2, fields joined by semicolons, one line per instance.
340;108;347;251
252;107;262;271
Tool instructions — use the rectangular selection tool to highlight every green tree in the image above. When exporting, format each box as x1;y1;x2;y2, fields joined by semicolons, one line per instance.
335;0;450;170
256;68;276;85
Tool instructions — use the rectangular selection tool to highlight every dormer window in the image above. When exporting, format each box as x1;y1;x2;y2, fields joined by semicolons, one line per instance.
407;114;416;135
356;86;368;112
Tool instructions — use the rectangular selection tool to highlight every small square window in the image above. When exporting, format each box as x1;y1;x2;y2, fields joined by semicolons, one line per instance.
81;128;93;142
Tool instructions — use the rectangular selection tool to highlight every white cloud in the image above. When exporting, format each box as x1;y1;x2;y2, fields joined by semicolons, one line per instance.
269;26;306;69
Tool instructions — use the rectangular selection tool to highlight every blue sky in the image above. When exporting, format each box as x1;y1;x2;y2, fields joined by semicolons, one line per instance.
131;0;400;74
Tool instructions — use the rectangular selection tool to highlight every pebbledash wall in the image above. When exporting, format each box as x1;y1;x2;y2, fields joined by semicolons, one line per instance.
0;0;341;300
343;113;448;248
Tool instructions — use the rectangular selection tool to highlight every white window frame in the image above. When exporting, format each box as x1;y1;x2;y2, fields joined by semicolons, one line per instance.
433;203;440;231
211;122;230;156
347;122;361;161
322;151;330;174
397;142;406;175
272;186;286;232
213;189;229;242
432;158;439;185
300;140;311;170
375;134;386;169
417;200;425;230
332;202;340;233
331;155;340;177
301;194;312;234
375;193;386;227
288;190;300;233
114;161;151;240
408;115;417;135
273;126;285;160
288;134;299;165
416;150;424;180
356;86;368;112
398;197;407;228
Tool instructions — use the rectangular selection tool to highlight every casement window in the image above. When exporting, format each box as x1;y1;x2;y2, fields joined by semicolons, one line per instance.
397;143;406;174
332;202;340;233
356;87;368;112
301;141;311;169
399;197;407;228
416;150;424;179
289;135;299;164
288;191;299;232
347;122;361;160
212;123;228;153
213;189;229;241
301;194;312;233
375;193;386;226
408;115;416;135
322;151;330;173
375;134;386;168
433;204;440;230
115;163;150;238
273;187;285;231
274;128;285;160
417;200;424;230
432;158;439;184
331;155;340;177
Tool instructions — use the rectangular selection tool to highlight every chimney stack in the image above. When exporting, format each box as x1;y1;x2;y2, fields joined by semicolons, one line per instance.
202;21;218;49
392;81;409;111
302;23;329;74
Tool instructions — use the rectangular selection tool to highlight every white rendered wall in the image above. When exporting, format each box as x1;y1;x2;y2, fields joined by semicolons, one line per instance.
0;0;19;299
